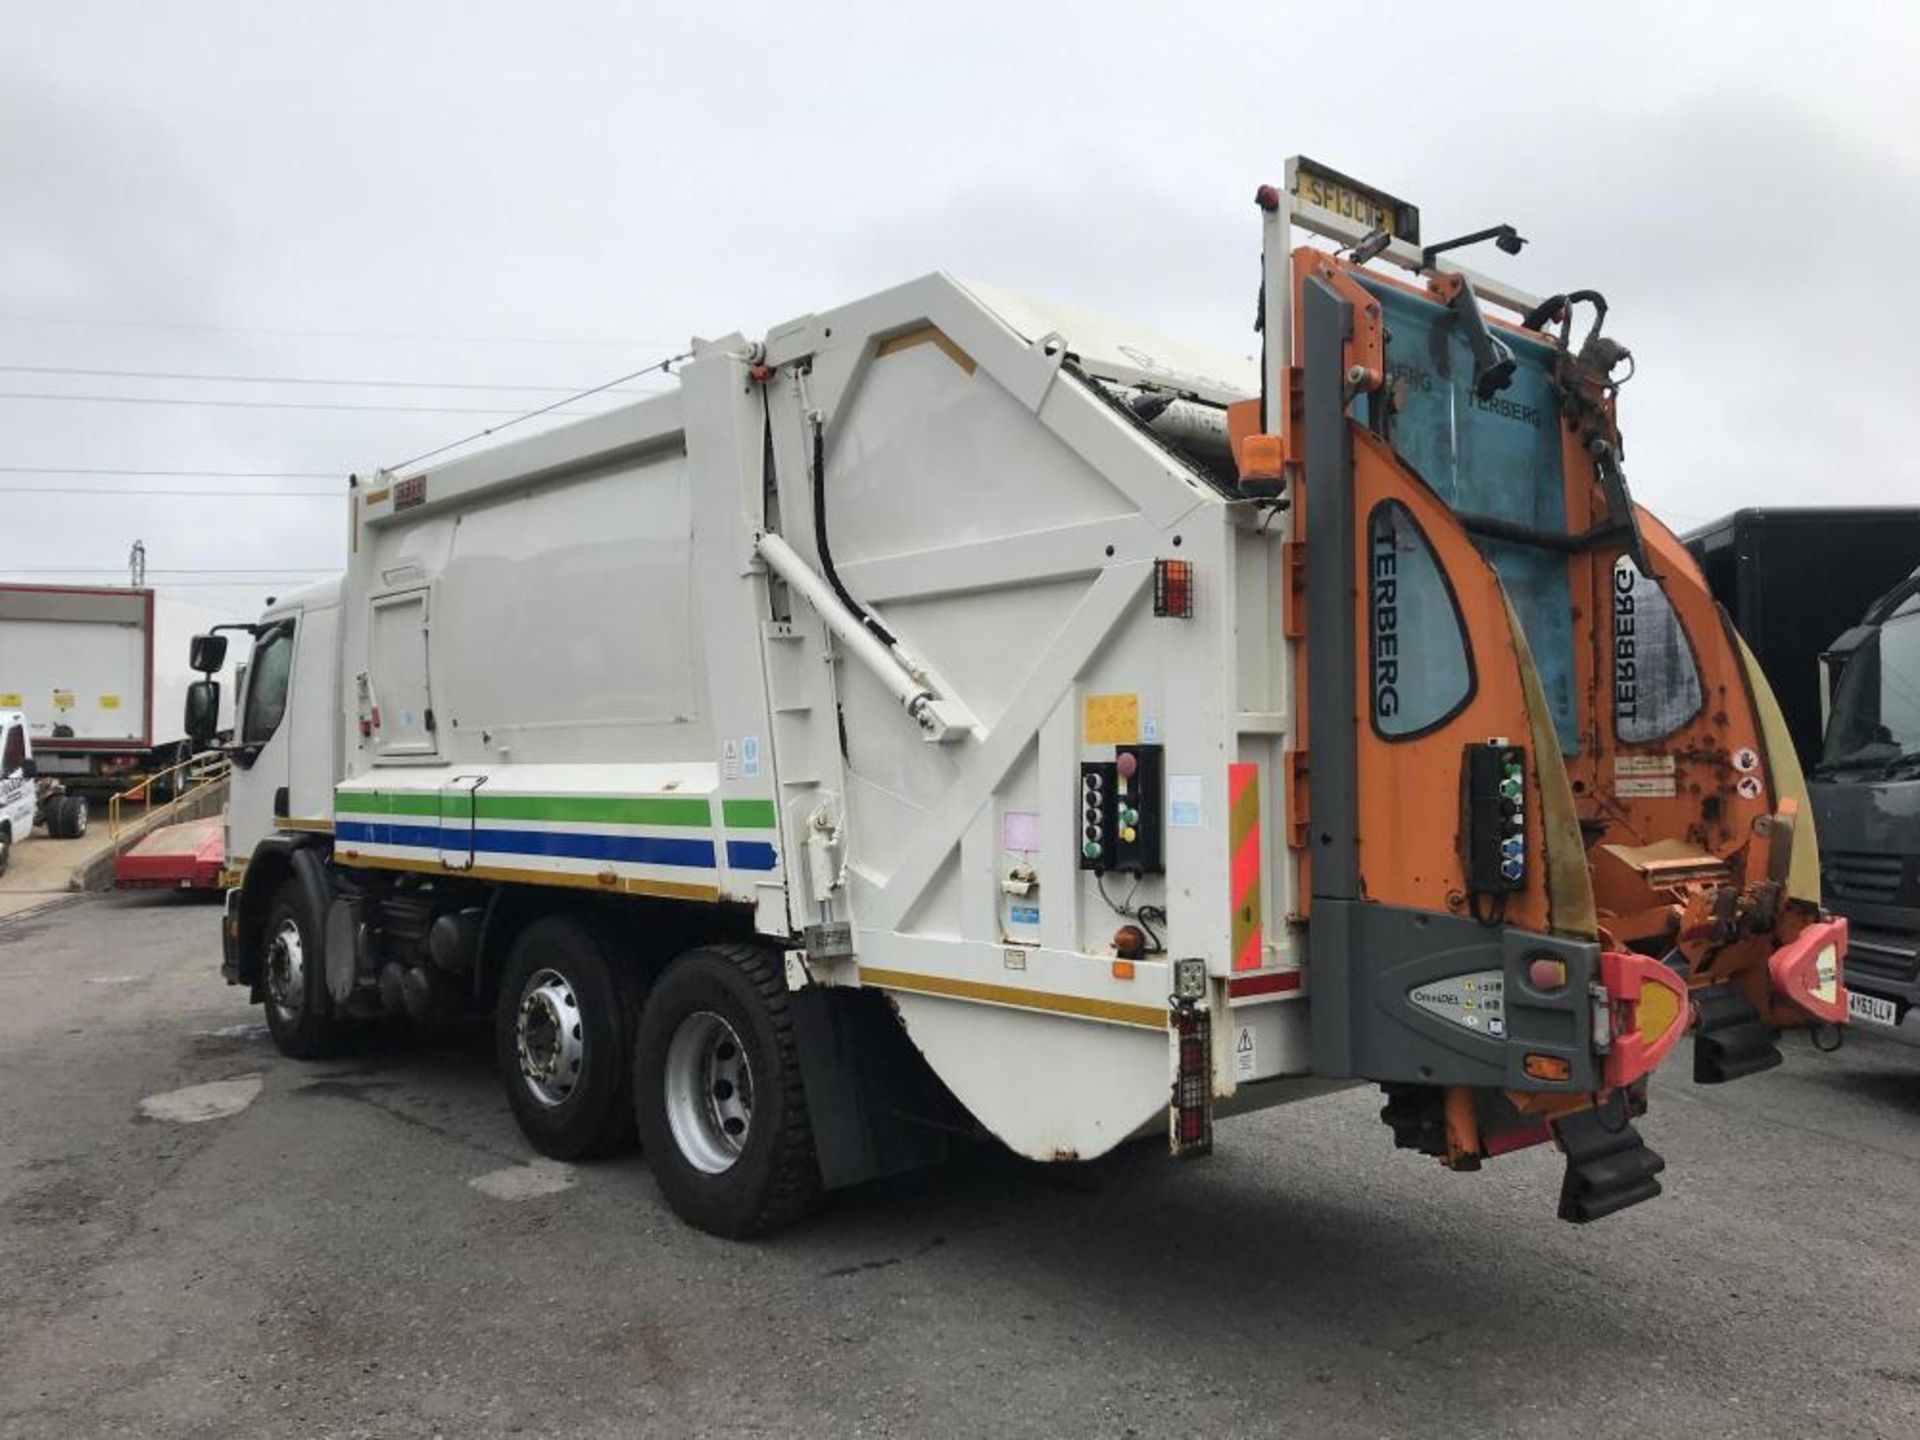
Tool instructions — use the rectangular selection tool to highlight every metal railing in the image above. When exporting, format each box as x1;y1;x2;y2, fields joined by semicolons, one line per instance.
107;750;231;844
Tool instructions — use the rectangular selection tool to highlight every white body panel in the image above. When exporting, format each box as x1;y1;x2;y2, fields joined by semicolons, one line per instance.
236;275;1327;1162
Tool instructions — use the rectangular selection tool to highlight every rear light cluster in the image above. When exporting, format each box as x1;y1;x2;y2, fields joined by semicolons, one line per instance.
1172;1002;1212;1156
1152;558;1193;618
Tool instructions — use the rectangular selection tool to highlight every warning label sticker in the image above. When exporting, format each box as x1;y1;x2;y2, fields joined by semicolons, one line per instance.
1615;754;1676;775
1233;1024;1257;1081
1083;693;1140;745
1614;753;1676;797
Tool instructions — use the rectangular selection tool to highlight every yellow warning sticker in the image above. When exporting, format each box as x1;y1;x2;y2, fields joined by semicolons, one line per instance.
99;694;121;710
0;693;20;708
51;689;74;712
1083;693;1140;745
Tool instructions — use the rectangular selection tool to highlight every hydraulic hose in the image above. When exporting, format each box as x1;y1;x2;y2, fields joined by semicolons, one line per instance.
809;412;897;649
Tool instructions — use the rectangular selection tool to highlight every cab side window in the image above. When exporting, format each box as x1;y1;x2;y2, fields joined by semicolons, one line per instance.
241;625;295;746
2;724;23;776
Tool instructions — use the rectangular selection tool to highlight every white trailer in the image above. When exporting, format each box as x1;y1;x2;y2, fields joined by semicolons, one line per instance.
0;584;238;791
206;160;1846;1237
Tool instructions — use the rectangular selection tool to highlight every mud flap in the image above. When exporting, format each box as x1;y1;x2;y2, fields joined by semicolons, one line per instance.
1554;1106;1665;1223
1692;982;1783;1084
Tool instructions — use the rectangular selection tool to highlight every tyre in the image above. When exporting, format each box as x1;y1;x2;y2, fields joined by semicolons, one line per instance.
0;828;10;878
59;796;88;840
44;797;71;839
634;943;819;1238
261;878;343;1059
496;916;637;1161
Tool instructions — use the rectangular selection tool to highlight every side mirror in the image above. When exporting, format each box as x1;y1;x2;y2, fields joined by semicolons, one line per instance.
184;679;221;748
190;633;229;674
18;757;35;779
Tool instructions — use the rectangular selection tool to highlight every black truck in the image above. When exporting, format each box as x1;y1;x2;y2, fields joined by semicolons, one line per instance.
1686;508;1920;1036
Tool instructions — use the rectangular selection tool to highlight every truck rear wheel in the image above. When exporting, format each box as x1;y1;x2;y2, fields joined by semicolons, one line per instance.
496;917;636;1161
261;879;343;1059
0;827;10;877
46;795;85;839
634;944;819;1237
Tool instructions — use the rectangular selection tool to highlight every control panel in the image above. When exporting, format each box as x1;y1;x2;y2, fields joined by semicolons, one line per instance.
1079;743;1164;874
1464;742;1527;893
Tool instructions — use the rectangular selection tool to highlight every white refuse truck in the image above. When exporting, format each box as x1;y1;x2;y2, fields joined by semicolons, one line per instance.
195;159;1849;1237
0;583;238;795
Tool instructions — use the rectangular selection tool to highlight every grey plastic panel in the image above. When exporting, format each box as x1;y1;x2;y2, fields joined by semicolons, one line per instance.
1311;899;1599;1090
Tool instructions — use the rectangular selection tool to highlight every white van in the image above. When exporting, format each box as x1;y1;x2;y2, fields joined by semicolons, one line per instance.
0;709;89;877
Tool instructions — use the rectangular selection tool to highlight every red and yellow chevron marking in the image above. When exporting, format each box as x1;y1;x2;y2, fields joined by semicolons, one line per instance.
1229;763;1263;972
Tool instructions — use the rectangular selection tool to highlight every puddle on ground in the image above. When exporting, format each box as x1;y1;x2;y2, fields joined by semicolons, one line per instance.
469;1158;577;1201
137;1074;264;1123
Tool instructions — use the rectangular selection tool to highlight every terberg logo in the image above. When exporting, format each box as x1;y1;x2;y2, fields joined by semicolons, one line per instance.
1373;526;1400;721
1613;563;1638;725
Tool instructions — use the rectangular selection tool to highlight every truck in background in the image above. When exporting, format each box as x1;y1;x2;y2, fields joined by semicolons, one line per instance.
1685;508;1920;767
0;584;238;795
1811;565;1920;1036
197;157;1849;1238
0;708;94;873
1684;511;1920;1038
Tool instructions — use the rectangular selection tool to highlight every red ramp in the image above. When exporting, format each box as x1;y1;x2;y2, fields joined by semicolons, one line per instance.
114;816;224;891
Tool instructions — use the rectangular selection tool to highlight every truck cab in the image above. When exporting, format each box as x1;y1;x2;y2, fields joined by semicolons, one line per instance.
221;581;343;873
0;710;34;874
0;708;91;872
1813;566;1920;1035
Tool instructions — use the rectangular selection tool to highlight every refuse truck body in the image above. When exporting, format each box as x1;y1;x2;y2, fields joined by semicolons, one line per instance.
202;159;1849;1237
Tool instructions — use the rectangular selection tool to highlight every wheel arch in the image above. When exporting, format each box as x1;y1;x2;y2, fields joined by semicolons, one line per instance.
473;885;760;1006
234;836;332;993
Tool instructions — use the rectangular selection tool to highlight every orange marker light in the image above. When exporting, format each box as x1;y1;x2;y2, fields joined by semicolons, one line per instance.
1523;1053;1572;1082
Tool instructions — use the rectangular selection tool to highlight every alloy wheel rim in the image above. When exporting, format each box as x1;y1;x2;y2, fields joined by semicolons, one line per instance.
663;1010;754;1174
516;967;586;1108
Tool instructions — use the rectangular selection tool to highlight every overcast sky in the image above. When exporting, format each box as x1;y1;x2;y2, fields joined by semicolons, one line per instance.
2;1;1915;614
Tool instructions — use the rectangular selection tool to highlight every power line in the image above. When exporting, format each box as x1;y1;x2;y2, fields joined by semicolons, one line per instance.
0;311;652;348
0;485;335;498
0;362;658;395
0;579;323;591
0;466;337;478
0;390;639;417
392;348;695;472
2;566;337;576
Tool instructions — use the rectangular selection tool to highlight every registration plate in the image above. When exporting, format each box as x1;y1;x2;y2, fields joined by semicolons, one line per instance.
1289;158;1419;243
1849;990;1899;1028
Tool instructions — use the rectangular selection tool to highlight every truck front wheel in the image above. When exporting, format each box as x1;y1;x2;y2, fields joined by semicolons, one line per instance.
261;879;342;1059
495;917;637;1161
634;944;820;1238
